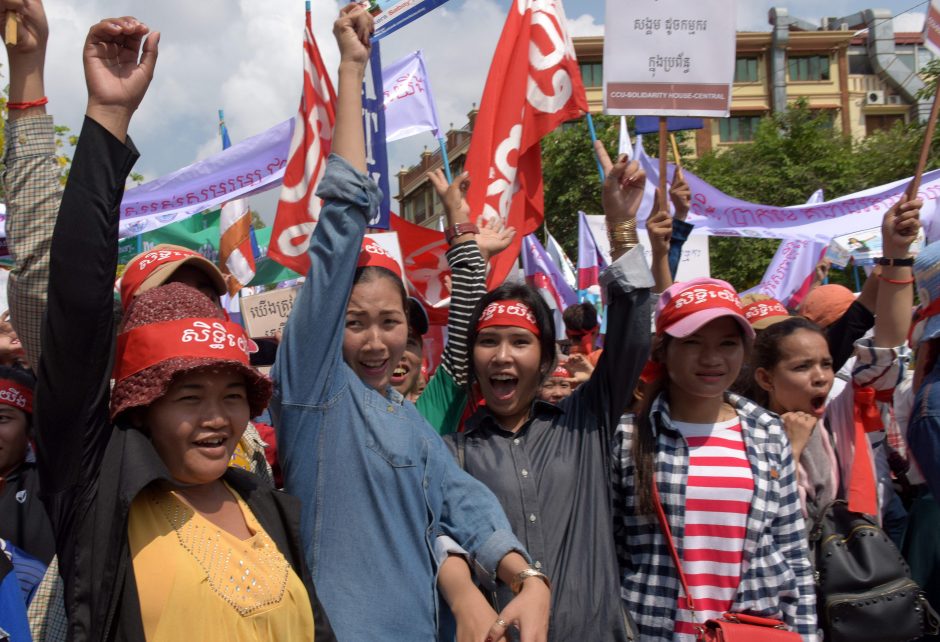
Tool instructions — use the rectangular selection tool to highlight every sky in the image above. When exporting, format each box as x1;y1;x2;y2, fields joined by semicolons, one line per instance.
24;0;933;221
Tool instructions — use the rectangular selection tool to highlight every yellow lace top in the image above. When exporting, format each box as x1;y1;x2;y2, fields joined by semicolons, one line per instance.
128;484;314;641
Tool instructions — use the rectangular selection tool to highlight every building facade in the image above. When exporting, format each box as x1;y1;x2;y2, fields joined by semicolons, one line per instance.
397;7;933;226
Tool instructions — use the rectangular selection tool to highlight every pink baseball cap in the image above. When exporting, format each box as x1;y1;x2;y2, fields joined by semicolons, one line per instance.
655;278;755;341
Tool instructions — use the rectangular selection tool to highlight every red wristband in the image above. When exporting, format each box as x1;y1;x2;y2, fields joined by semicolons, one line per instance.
7;96;48;110
876;274;915;285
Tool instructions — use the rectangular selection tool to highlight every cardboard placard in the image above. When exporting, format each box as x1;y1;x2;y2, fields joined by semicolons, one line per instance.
825;226;926;268
603;0;736;117
239;286;300;338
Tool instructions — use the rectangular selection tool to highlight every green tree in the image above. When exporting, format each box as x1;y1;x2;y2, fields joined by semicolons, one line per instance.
540;98;939;292
541;115;620;257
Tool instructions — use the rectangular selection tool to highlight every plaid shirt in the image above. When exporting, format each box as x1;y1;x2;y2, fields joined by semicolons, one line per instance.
613;393;819;641
27;556;67;642
2;114;63;367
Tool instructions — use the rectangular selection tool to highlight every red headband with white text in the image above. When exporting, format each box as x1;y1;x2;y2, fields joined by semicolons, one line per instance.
476;300;541;337
0;379;32;414
113;318;256;382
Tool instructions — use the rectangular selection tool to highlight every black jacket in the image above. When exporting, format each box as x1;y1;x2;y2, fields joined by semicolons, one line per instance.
0;460;56;564
35;117;334;641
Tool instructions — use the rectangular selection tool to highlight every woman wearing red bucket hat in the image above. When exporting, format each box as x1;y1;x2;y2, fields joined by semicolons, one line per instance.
34;16;333;641
613;277;818;640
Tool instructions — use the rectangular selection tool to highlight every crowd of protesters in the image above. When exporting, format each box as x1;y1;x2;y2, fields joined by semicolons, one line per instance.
2;2;940;641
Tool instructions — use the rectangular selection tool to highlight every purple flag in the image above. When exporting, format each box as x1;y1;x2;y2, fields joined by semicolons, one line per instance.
523;234;577;340
382;50;441;143
577;211;608;294
742;191;828;306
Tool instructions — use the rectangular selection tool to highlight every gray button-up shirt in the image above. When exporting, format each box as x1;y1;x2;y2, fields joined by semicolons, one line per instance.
446;245;653;641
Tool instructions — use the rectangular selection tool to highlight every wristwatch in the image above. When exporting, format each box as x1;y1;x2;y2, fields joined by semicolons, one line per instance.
876;256;915;267
510;567;551;594
444;222;479;245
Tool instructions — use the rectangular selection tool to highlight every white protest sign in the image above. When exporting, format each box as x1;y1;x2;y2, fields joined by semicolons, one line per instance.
584;214;711;281
238;232;405;338
603;0;736;117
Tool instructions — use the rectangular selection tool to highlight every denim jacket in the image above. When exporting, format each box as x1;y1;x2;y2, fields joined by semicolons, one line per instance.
271;155;526;641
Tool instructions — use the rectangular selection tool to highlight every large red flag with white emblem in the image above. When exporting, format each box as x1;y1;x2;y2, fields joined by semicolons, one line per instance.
464;0;588;288
268;7;337;275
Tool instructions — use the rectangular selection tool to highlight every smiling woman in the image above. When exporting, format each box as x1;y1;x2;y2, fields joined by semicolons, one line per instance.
447;144;655;641
33;13;335;642
614;277;819;641
268;5;550;641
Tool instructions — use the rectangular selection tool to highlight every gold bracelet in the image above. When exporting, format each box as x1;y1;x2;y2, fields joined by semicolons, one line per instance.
608;219;639;254
510;567;551;594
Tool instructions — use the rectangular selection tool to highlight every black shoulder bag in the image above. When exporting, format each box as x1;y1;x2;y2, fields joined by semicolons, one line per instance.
810;499;940;642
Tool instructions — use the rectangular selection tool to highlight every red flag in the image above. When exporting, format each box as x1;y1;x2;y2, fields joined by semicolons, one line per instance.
268;8;337;275
390;213;451;325
464;0;587;288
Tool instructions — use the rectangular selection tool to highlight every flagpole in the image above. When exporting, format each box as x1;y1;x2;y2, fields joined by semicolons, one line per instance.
907;80;940;200
585;113;605;183
437;136;453;183
658;117;669;213
669;133;682;168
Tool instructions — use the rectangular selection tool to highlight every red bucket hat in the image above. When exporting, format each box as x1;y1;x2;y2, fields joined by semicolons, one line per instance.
120;244;227;310
110;282;271;421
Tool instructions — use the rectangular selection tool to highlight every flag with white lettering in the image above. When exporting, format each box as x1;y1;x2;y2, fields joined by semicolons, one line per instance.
268;5;336;275
382;49;442;142
363;41;392;228
464;0;588;288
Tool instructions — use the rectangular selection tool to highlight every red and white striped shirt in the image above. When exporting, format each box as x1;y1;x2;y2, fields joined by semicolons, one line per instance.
671;417;755;641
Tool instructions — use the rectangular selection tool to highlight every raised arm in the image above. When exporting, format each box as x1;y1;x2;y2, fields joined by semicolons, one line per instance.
572;142;654;438
329;3;370;173
1;0;61;366
873;198;919;349
427;169;515;386
271;5;380;405
35;18;155;500
645;195;673;293
667;166;693;280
